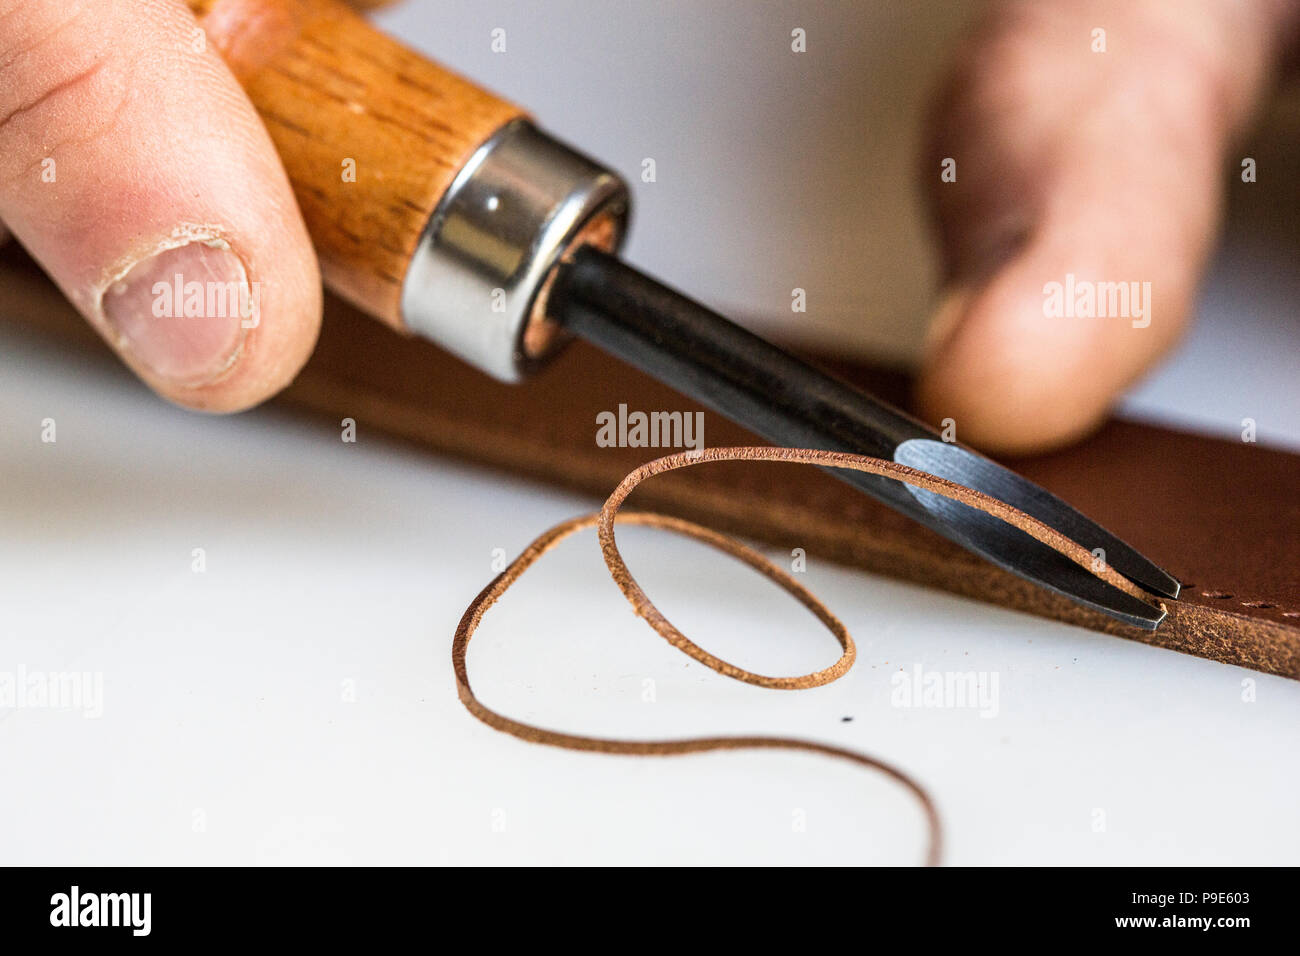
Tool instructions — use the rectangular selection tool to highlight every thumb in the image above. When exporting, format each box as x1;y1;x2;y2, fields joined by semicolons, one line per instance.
918;154;1217;453
915;0;1293;454
0;0;320;411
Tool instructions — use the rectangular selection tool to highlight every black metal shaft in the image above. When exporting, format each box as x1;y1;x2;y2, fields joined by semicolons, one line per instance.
548;245;938;511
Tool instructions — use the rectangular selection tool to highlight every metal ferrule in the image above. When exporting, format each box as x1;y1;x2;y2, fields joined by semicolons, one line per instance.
400;119;630;382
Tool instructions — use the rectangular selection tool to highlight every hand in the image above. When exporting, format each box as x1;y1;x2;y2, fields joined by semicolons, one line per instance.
916;0;1299;454
0;0;387;412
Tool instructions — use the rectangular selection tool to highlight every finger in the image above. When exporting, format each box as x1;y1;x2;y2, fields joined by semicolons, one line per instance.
918;117;1221;453
0;0;320;411
915;0;1292;453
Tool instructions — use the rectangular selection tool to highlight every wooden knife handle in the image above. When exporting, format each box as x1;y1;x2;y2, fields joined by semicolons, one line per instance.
187;0;525;329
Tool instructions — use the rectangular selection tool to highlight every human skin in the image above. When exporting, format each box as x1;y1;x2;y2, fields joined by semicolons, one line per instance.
1;0;1296;446
916;0;1300;453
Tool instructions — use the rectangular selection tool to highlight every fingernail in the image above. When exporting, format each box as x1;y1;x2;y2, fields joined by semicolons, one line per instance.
100;241;251;386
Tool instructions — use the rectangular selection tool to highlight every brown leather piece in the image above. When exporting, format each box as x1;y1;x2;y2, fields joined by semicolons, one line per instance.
3;250;1297;678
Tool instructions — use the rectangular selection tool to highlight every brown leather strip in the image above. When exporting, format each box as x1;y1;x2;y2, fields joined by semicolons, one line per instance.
452;447;1162;866
4;249;1297;678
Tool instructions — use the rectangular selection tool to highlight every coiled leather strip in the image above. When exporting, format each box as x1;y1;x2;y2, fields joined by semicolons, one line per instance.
453;447;1161;866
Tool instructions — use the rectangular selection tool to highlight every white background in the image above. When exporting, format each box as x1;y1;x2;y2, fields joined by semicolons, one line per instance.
1;1;1297;865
